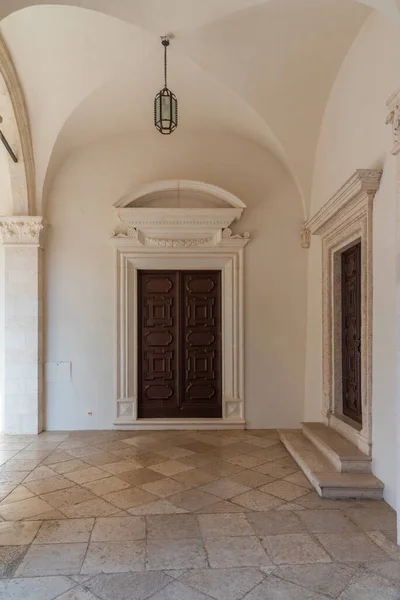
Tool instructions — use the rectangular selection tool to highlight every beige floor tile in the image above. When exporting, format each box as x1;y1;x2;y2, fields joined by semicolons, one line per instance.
62;498;121;518
140;477;190;498
117;468;165;486
339;570;400;600
243;575;331;600
26;509;69;520
202;461;244;477
43;450;77;465
0;546;33;577
205;535;271;568
34;518;94;543
149;460;194;477
345;507;397;532
103;487;157;509
196;500;247;514
179;454;214;468
259;481;310;502
231;489;284;512
99;460;142;475
81;540;145;574
147;514;200;539
40;486;96;509
83;452;123;466
0;519;42;545
121;451;164;467
181;568;264;600
366;531;400;560
171;468;219;487
15;542;87;576
297;509;359;533
91;516;145;541
316;532;391;562
160;447;195;460
198;512;254;537
147;581;212;600
178;441;215;454
65;467;111;485
225;455;267;469
84;571;172;600
296;491;354;511
168;489;219;512
127;500;188;515
0;496;54;520
262;533;331;565
274;563;356;598
227;470;275;489
364;560;400;585
2;459;42;471
282;471;313;489
247;510;306;536
147;537;208;570
82;476;131;497
25;475;75;495
0;484;35;505
24;465;58;481
254;462;298;479
198;477;251;500
51;459;88;474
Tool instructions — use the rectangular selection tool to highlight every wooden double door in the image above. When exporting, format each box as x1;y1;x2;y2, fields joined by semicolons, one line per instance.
138;270;222;419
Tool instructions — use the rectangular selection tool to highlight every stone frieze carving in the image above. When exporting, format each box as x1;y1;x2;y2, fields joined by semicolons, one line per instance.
222;228;250;240
0;217;44;244
386;88;400;156
146;237;212;248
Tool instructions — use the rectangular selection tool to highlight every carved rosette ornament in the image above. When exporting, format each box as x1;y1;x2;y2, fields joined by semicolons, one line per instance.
386;87;400;156
0;216;44;245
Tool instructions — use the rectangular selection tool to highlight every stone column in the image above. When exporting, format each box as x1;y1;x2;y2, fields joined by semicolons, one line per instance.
0;216;44;434
386;88;400;544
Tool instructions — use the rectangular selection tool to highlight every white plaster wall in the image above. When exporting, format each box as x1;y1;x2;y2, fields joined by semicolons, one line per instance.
305;12;400;507
44;132;307;431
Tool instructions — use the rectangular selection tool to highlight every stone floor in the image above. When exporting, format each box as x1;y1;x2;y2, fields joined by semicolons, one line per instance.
0;429;399;600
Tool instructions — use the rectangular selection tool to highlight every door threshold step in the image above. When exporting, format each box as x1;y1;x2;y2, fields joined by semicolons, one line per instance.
302;422;371;473
278;430;383;500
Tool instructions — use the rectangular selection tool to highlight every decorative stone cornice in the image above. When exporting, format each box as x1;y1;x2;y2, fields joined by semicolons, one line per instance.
0;216;44;245
305;170;382;239
386;87;400;156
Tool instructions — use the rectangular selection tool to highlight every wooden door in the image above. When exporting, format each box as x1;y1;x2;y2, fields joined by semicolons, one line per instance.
138;270;222;419
341;242;362;424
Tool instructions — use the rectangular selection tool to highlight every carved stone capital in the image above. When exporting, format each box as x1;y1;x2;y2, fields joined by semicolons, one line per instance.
301;226;311;249
0;216;44;246
386;87;400;156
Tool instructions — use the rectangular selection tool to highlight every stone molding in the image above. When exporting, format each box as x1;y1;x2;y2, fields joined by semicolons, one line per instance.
306;169;382;455
386;86;400;156
0;216;44;245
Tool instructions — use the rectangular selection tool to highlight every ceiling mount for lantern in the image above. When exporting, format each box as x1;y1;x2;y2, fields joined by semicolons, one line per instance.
154;36;178;135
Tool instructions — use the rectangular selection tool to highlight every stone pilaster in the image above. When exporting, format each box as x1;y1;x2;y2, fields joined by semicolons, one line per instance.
0;216;44;434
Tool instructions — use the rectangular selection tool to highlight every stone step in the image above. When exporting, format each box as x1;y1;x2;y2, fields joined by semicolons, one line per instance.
302;421;371;473
278;429;383;500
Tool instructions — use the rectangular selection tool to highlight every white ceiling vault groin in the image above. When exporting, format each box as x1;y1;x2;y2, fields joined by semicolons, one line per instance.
0;0;398;216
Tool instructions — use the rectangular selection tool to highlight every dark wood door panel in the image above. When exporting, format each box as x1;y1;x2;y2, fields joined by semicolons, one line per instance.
341;242;362;424
138;270;222;419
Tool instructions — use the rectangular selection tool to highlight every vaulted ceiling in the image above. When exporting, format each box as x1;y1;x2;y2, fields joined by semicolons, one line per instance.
0;0;398;214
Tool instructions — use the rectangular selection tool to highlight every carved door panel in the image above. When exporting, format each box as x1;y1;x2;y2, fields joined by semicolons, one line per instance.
138;270;222;419
341;242;362;424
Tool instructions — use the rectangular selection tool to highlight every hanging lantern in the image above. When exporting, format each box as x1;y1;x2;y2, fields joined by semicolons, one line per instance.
154;38;178;134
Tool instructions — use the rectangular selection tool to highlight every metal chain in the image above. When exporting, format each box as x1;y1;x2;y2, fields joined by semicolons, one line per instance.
164;42;168;88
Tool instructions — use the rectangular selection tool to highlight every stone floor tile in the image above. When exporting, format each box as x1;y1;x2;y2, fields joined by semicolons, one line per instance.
297;509;359;533
26;508;68;520
100;460;142;475
24;475;75;495
85;571;172;600
249;445;290;462
147;514;200;539
160;447;195;460
56;587;100;600
34;518;94;543
225;455;267;469
242;575;327;599
261;533;331;565
275;563;356;597
52;460;90;474
296;492;354;511
0;520;41;545
227;470;275;489
231;489;284;511
179;454;214;469
0;546;29;577
120;451;164;467
202;461;244;477
23;466;59;482
43;451;77;465
128;500;188;515
40;486;96;509
163;569;188;578
0;496;54;521
91;516;145;542
2;459;42;471
140;477;190;498
198;512;254;537
196;500;248;513
339;570;400;600
82;476;131;497
62;498;121;518
149;461;194;477
168;489;219;512
0;471;30;487
0;485;35;505
81;540;145;574
247;510;306;535
246;436;281;448
83;452;123;467
65;467;111;485
0;576;74;600
259;481;309;502
171;469;219;487
345;507;397;532
254;463;299;479
364;560;400;584
147;538;208;570
282;472;313;489
117;468;165;486
15;542;87;576
181;567;264;600
205;535;270;568
198;477;251;500
178;441;216;454
103;487;157;510
365;531;400;560
147;581;212;600
315;532;389;562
